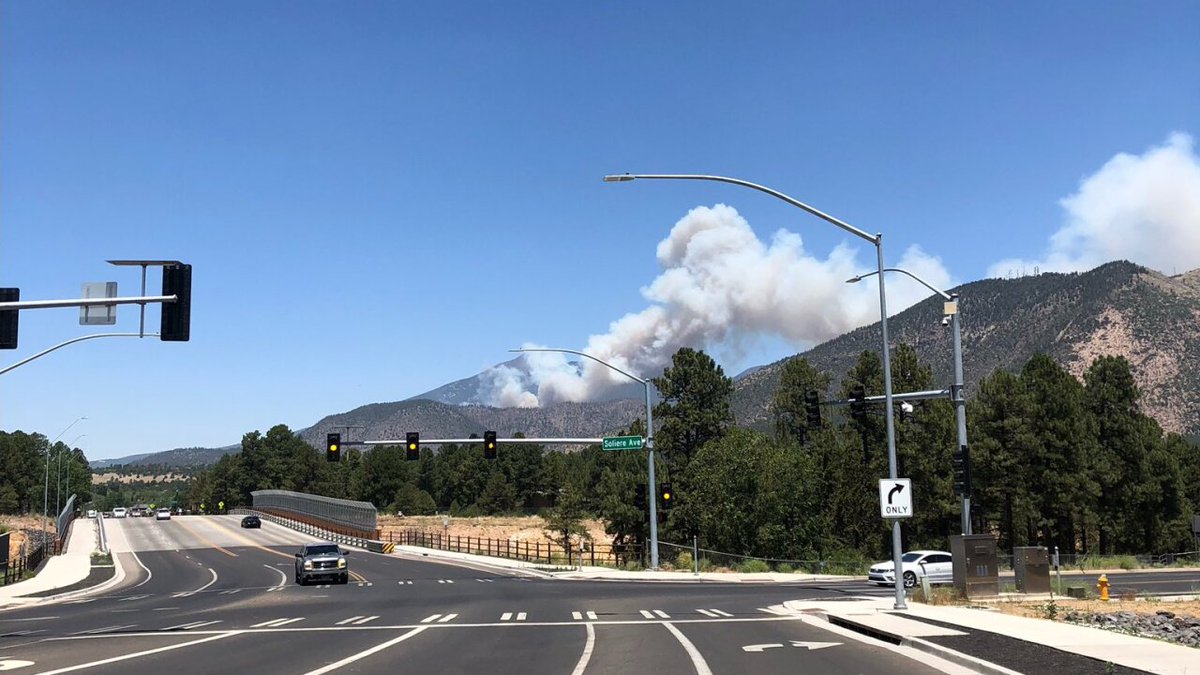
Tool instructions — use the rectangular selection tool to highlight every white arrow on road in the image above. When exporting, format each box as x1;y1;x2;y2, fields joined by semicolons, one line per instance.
741;644;783;653
0;660;35;671
790;641;841;650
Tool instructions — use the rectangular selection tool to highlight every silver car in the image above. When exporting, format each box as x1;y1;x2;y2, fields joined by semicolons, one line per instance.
294;543;349;585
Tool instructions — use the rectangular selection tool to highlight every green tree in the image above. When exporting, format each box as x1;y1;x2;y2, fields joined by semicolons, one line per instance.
476;470;518;514
771;357;830;443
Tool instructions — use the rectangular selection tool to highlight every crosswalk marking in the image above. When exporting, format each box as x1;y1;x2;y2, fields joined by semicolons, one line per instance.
357;582;373;587
335;616;379;626
436;579;454;584
499;612;528;621
653;610;670;619
709;609;732;617
587;611;597;621
420;613;459;624
476;578;494;583
516;612;526;621
72;625;135;635
639;610;654;619
398;580;414;585
572;611;582;620
162;620;221;631
251;617;304;628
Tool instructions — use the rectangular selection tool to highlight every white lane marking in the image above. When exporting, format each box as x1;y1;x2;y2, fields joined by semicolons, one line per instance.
436;579;454;584
130;550;153;589
501;613;513;621
572;612;582;621
420;615;442;623
398;580;413;585
357;582;373;587
353;616;378;625
264;563;287;590
301;626;427;675
66;599;96;605
0;659;35;670
586;611;597;621
162;620;222;631
653;610;670;619
437;614;457;623
516;612;526;621
662;622;714;675
0;630;42;637
710;609;732;617
251;618;303;628
569;622;595;675
193;568;218;593
639;610;654;619
71;625;135;635
742;643;783;653
219;589;241;595
38;631;239;674
696;609;717;617
476;578;493;583
790;640;841;650
336;616;364;626
118;595;148;602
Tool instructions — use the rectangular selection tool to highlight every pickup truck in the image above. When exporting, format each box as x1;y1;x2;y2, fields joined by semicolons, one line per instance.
294;543;349;585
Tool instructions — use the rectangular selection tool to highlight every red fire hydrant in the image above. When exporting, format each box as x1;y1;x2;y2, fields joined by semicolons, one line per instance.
1097;574;1110;602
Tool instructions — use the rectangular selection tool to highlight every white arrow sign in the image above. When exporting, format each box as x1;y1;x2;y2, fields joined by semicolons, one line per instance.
0;661;35;671
741;643;783;653
879;478;914;519
790;641;841;650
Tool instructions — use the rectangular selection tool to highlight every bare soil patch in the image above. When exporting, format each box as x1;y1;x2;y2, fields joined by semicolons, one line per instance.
2;515;52;560
991;597;1200;621
377;515;611;548
91;472;188;484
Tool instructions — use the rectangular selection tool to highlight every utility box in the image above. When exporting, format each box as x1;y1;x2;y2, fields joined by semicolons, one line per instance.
1013;546;1050;593
951;534;999;598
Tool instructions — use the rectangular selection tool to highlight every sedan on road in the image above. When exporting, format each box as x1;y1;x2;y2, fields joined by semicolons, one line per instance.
240;515;261;528
869;550;953;588
155;508;172;521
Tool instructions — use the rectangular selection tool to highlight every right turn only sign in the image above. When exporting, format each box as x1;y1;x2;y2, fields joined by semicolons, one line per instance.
879;478;913;519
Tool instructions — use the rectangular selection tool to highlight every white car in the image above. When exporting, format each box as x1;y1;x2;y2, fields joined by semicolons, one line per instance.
112;507;128;518
155;508;172;521
86;509;97;519
868;550;953;588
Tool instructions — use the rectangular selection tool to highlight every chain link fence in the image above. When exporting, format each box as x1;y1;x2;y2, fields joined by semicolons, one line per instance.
658;541;871;575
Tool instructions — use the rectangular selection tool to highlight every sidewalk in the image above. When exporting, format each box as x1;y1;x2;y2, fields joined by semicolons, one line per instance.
0;518;101;607
782;597;1198;675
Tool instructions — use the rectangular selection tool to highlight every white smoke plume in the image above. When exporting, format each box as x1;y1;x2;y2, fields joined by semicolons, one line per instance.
989;132;1200;278
483;203;951;407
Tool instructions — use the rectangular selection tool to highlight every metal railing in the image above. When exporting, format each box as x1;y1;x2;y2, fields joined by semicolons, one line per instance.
385;529;636;568
251;490;378;538
1;533;48;586
55;495;77;553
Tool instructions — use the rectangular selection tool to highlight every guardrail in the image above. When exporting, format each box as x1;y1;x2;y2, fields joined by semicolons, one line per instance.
385;529;632;568
230;508;391;552
1;534;47;586
95;511;108;554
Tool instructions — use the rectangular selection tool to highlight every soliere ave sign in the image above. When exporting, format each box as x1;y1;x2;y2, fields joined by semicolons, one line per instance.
602;435;644;451
879;478;913;519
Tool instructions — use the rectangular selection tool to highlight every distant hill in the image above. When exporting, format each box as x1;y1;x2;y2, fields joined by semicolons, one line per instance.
90;445;239;470
112;260;1200;470
731;261;1200;435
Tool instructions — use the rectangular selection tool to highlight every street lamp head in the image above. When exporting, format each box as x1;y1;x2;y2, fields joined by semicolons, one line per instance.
845;276;863;284
602;174;635;183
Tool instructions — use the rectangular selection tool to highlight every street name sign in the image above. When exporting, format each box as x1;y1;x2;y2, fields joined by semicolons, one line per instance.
879;478;913;519
602;435;644;451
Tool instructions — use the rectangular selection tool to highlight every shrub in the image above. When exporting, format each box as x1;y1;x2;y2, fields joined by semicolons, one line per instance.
776;563;794;574
698;557;716;572
737;558;771;573
674;552;694;571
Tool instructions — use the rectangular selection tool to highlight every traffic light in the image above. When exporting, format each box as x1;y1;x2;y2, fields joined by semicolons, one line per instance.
483;431;497;460
804;390;822;427
634;483;647;511
952;445;971;495
326;433;341;462
849;383;867;422
160;263;192;342
0;288;17;350
659;483;673;509
406;432;420;461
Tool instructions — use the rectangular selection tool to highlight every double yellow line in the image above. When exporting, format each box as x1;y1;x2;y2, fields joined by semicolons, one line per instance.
193;516;368;583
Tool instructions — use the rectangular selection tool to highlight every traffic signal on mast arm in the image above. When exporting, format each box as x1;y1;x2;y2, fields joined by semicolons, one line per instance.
0;288;18;349
483;431;497;460
952;446;971;495
849;383;867;423
160;263;192;342
804;390;822;427
326;433;341;462
406;432;420;461
634;483;647;511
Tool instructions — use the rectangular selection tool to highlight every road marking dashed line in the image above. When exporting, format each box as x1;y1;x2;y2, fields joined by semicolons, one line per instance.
476;578;494;583
653;610;670;619
398;580;414;585
500;612;527;621
436;579;454;584
251;617;304;628
162;620;222;631
640;610;654;618
118;595;149;602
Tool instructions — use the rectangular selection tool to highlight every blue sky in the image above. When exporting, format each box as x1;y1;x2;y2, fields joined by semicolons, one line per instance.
2;2;1197;459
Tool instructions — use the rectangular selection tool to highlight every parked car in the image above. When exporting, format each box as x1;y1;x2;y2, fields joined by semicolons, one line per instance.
155;508;172;521
112;507;128;518
294;542;349;585
868;550;953;588
240;515;261;529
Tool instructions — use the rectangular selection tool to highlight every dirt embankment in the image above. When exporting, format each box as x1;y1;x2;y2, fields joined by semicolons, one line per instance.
377;515;611;548
2;515;52;561
91;472;188;484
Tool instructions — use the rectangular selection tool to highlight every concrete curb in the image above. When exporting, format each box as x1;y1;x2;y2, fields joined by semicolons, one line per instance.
823;613;1023;675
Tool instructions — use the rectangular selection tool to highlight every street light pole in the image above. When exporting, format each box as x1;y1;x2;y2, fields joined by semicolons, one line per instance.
849;268;971;534
45;416;86;550
511;347;660;570
604;173;906;608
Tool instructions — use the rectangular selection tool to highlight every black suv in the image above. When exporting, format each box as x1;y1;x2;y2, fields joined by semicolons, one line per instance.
240;515;261;528
294;543;349;585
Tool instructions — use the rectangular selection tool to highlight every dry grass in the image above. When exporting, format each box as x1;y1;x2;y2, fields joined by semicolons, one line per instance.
90;472;188;484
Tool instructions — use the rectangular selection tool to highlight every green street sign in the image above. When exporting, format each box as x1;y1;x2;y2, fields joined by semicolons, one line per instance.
602;435;644;451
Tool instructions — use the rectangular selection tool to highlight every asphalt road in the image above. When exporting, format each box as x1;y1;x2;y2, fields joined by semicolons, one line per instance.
0;515;956;674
